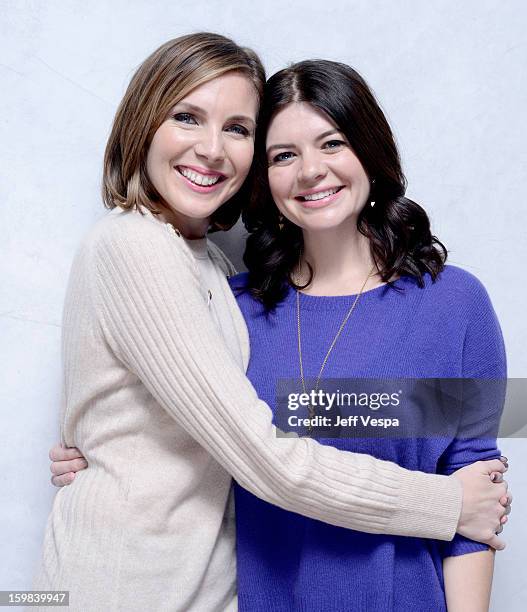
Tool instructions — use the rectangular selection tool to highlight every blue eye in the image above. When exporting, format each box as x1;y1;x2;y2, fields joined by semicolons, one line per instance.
173;113;197;124
323;139;345;150
227;124;250;137
272;151;295;163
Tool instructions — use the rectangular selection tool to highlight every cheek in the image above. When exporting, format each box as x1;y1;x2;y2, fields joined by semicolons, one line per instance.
268;168;292;204
357;171;371;201
354;167;370;193
268;172;298;222
231;141;255;181
145;147;161;188
149;126;193;166
268;170;278;200
146;132;170;179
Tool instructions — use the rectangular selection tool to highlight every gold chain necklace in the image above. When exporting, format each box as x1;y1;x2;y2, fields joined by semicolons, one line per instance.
296;267;375;432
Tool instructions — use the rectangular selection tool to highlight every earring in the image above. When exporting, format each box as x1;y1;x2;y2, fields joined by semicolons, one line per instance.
278;214;285;231
370;201;375;208
370;178;376;208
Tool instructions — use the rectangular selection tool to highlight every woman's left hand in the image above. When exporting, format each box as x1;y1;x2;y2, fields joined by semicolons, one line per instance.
49;443;88;487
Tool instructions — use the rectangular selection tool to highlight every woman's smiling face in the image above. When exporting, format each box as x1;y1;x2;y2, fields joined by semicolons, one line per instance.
146;71;258;234
266;102;371;233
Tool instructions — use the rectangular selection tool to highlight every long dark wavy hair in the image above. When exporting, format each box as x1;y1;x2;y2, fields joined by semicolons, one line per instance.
241;60;447;310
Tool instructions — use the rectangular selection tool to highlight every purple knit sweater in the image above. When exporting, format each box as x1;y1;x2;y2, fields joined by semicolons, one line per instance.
230;265;506;612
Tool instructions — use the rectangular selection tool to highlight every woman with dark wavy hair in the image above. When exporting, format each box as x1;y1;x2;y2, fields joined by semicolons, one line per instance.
231;60;507;611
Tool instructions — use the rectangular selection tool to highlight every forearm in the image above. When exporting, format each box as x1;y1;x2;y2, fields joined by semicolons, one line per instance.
443;550;494;612
90;215;462;538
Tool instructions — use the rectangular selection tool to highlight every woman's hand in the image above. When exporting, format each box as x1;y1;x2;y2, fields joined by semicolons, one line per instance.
49;445;514;550
452;457;512;551
49;443;87;487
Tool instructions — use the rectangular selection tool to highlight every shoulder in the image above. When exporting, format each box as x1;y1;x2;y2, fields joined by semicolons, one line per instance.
432;269;505;375
433;265;489;295
80;207;195;271
86;207;175;245
423;265;504;349
68;208;202;302
394;265;501;342
421;265;494;312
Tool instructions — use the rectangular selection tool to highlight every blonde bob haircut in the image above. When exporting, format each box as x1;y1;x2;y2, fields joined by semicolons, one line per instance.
102;32;265;232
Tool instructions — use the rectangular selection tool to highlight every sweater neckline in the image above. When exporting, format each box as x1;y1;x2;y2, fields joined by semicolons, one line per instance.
282;276;413;311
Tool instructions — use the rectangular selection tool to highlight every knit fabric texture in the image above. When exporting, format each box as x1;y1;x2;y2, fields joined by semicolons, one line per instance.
33;207;465;610
231;267;506;612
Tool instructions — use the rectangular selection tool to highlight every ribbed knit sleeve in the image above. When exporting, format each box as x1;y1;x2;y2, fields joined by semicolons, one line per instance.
86;213;462;539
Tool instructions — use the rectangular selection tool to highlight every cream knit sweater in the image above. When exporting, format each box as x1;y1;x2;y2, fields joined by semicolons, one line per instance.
34;207;462;611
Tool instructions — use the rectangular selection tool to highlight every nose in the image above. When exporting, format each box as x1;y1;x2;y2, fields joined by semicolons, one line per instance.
298;151;327;184
194;127;225;164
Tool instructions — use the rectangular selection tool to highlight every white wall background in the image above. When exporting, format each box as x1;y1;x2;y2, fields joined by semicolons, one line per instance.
1;0;526;608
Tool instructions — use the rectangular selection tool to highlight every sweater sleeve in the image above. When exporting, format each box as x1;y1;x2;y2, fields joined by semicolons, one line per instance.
88;214;462;540
438;276;507;558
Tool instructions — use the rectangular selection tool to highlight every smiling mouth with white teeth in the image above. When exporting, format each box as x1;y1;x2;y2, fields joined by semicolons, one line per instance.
176;166;226;187
296;186;344;201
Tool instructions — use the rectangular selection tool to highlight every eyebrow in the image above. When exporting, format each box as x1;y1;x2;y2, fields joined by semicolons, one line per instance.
173;102;256;128
266;129;343;155
229;115;257;129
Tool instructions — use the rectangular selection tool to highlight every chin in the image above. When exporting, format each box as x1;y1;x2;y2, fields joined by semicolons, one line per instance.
307;211;358;231
168;197;224;220
298;217;348;232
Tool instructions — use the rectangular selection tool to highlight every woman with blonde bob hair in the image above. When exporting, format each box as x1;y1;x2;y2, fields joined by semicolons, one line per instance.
40;33;509;611
102;34;257;231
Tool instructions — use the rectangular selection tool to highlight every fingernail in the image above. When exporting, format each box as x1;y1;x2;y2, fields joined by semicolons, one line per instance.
500;456;508;463
490;473;497;482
